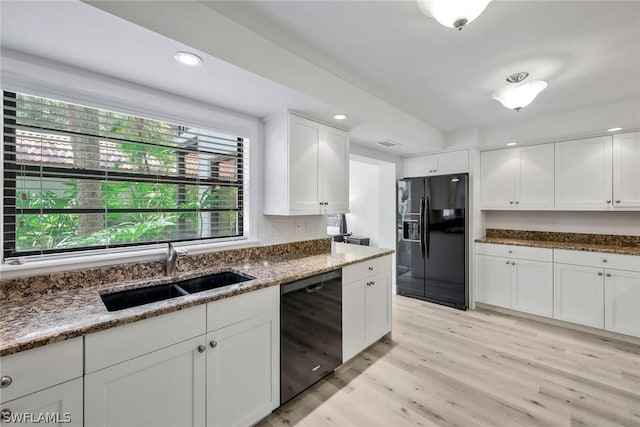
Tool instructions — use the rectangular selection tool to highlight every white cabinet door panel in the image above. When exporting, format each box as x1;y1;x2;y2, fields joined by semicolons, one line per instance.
85;336;206;427
605;270;640;337
476;255;511;307
554;264;604;328
207;312;279;427
516;144;554;208
434;150;468;175
480;150;513;208
613;132;640;207
555;136;613;208
510;259;553;317
0;379;83;427
403;155;435;178
321;127;349;211
367;273;391;343
342;281;367;363
289;116;321;212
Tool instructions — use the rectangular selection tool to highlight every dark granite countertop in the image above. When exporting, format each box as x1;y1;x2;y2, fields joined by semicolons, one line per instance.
476;229;639;256
0;243;393;356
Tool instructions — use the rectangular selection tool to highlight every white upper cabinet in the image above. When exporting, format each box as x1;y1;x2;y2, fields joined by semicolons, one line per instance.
480;144;554;209
613;131;640;207
555;136;613;209
403;150;468;178
480;149;513;208
264;112;349;215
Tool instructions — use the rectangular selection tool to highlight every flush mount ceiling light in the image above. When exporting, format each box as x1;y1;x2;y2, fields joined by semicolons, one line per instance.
492;72;547;112
174;51;203;67
333;114;347;120
417;0;492;30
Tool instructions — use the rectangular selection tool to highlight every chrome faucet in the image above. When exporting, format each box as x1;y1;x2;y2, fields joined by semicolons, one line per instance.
165;243;178;276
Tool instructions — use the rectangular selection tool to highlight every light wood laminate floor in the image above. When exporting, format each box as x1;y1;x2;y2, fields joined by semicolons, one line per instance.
259;295;640;427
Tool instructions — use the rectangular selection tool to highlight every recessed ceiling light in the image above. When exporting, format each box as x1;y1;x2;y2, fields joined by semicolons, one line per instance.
607;127;622;132
333;114;347;120
174;51;203;67
507;142;518;146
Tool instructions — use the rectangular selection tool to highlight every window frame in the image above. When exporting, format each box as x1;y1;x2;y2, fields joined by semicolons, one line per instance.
2;90;250;260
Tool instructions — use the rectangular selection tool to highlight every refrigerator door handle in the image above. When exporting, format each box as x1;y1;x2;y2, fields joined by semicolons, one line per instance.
426;197;431;258
419;197;425;258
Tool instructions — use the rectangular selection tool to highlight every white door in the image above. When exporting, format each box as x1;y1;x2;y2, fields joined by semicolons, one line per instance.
515;144;555;209
0;379;82;427
604;269;640;337
613;132;640;207
480;149;514;208
433;151;468;175
288;114;321;212
404;155;436;178
553;263;604;328
510;259;553;317
207;312;279;427
320;126;349;212
84;336;206;427
366;273;392;344
555;136;613;208
342;280;367;363
476;255;511;308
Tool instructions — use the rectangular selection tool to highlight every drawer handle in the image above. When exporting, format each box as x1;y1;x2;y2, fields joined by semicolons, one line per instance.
0;376;12;388
209;340;218;349
598;272;603;276
368;266;374;271
508;250;513;254
505;261;510;265
1;409;11;421
511;262;516;266
606;273;612;278
197;345;206;353
602;259;608;263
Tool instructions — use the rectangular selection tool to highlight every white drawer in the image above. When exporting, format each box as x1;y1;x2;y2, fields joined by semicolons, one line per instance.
85;304;206;373
207;285;279;332
475;243;552;262
343;255;392;284
0;337;83;403
554;250;640;272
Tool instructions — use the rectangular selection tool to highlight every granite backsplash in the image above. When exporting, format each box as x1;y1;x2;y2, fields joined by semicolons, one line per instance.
0;238;331;302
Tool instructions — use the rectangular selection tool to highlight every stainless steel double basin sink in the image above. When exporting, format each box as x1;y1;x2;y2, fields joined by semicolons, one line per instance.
100;271;254;312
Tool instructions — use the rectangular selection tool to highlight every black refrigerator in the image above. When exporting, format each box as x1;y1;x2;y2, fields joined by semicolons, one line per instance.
397;173;468;310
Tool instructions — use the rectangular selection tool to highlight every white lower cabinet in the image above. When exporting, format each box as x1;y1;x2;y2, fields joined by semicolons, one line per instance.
553;263;605;329
476;255;511;308
342;256;392;363
604;269;640;337
207;311;279;427
511;259;554;317
0;378;83;427
84;336;206;427
85;287;279;427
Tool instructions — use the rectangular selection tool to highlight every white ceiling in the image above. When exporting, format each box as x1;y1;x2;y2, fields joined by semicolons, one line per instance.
1;1;639;156
205;0;640;132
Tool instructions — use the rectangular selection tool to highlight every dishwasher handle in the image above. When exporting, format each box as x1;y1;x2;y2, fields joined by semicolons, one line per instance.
281;269;341;294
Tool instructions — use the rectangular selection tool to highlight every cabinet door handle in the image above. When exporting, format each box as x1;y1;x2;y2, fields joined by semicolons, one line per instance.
370;281;375;286
0;376;12;388
615;200;621;204
509;201;514;205
606;200;612;204
209;340;217;349
197;345;206;353
606;273;612;278
598;272;603;276
508;250;513;254
511;262;516;266
515;201;519;205
505;261;510;265
602;259;608;263
368;266;373;271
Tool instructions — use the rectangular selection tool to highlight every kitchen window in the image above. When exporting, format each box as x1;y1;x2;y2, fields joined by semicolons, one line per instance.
2;91;246;259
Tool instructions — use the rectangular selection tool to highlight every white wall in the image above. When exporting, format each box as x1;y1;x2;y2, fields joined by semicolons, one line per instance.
347;161;380;246
485;211;640;236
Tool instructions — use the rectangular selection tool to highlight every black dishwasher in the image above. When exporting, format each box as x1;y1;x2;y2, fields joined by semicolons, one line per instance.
280;269;342;405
